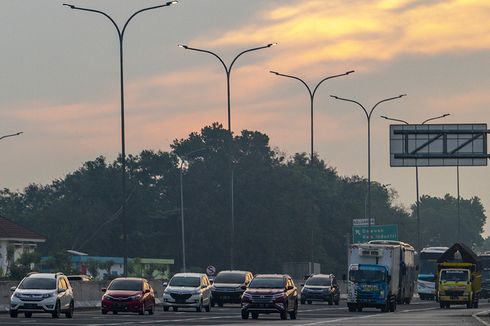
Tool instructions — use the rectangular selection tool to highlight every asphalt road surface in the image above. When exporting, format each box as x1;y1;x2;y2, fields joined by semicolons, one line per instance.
2;299;490;325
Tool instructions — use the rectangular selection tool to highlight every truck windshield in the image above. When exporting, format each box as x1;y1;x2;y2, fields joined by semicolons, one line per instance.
349;269;385;282
440;270;469;282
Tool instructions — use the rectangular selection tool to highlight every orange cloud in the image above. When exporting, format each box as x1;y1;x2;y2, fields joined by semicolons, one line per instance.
191;0;490;73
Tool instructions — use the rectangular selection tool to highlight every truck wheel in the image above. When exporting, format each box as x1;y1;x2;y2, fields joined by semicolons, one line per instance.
389;301;396;312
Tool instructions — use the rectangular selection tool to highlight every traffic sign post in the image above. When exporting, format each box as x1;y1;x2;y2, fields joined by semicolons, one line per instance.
352;224;398;243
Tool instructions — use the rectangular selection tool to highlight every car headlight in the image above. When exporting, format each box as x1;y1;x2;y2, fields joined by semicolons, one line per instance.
42;293;54;299
13;293;22;298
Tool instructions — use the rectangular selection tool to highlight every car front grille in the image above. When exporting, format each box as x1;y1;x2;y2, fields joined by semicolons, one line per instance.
170;293;192;302
251;295;274;303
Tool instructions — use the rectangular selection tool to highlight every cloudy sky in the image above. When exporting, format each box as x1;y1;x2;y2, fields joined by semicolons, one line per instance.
1;0;490;234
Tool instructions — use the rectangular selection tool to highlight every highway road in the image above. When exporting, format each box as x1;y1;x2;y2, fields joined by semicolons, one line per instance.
1;299;490;325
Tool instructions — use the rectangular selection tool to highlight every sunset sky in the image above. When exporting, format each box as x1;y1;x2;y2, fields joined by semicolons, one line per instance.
1;0;490;234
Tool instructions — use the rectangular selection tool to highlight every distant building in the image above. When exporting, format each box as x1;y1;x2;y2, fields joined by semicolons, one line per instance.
0;215;46;276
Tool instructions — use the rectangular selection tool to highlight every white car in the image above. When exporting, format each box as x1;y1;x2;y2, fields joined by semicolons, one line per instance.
162;273;212;312
10;272;74;318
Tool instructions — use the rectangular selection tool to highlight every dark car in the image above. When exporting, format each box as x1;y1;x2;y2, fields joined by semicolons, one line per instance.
301;274;340;305
211;270;253;307
101;277;155;315
241;274;298;320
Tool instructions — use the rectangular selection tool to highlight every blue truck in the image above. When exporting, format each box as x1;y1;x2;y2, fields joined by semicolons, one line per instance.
347;241;416;312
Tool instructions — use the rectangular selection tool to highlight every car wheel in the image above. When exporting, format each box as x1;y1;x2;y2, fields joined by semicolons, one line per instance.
196;300;202;312
301;299;305;304
280;311;287;320
252;312;259;319
10;310;18;318
328;300;333;305
356;307;363;312
211;301;215;307
348;306;355;312
163;306;169;311
172;306;178;312
113;311;118;315
65;301;74;318
218;302;223;308
149;304;154;315
307;300;312;304
241;310;249;319
24;312;32;318
101;310;108;314
52;301;61;319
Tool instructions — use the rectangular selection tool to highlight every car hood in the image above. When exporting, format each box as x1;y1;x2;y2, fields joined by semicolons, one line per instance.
105;290;142;297
245;289;284;295
212;283;242;288
165;286;200;294
15;289;57;295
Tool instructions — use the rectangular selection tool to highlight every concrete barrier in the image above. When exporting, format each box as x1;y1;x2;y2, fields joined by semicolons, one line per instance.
0;280;167;313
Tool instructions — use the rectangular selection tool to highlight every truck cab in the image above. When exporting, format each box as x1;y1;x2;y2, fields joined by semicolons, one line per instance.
438;268;475;308
347;264;395;312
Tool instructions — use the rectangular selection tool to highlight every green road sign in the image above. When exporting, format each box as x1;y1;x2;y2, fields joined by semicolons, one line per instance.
352;224;398;243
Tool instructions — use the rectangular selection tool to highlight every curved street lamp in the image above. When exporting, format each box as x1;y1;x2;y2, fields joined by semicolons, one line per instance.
0;132;23;141
380;113;450;250
63;1;178;276
178;43;276;269
331;94;406;241
269;70;354;164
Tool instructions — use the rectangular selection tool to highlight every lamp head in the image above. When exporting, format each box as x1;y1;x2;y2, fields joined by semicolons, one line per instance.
443;113;450;117
166;1;178;5
267;43;278;47
178;44;188;49
346;70;355;75
330;95;339;99
62;3;76;9
269;70;279;75
399;94;407;98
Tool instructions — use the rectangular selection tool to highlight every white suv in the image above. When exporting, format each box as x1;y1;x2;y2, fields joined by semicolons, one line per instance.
162;273;212;312
10;272;75;318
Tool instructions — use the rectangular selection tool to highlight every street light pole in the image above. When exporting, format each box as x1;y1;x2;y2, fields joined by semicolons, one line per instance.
269;71;354;164
176;148;206;273
64;1;177;276
380;113;449;250
331;94;406;241
178;43;276;269
0;132;23;141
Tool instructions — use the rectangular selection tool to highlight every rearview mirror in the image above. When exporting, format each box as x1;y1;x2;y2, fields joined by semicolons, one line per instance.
162;282;168;287
101;288;107;293
10;286;16;292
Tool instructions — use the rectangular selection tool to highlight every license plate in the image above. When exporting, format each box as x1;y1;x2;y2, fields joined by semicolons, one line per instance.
24;304;37;309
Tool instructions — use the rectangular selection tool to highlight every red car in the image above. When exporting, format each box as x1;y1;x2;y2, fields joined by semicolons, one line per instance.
101;277;155;315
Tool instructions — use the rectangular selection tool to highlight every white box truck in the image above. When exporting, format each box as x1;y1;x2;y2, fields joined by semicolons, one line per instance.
347;240;416;312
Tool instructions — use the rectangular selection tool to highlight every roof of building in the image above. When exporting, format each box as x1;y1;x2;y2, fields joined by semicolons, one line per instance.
0;216;46;242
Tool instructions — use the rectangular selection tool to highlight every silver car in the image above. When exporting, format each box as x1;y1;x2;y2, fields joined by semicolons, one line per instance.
162;273;212;312
10;272;74;318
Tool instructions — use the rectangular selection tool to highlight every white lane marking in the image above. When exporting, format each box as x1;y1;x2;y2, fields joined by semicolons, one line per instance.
85;314;240;326
473;310;490;326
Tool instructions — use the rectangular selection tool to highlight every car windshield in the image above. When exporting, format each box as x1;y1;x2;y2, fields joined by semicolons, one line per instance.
249;277;284;289
441;270;469;282
19;277;56;290
169;276;200;287
108;279;142;291
306;277;331;286
214;272;245;284
349;269;385;282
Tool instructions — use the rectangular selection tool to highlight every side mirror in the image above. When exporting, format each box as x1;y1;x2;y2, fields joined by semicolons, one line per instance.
101;288;107;293
10;286;16;292
162;282;168;287
300;283;305;287
240;285;247;290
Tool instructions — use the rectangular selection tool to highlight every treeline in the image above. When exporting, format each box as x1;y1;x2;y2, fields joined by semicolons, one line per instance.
0;123;486;276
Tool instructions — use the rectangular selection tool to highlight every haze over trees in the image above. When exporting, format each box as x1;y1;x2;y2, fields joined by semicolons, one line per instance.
0;123;486;275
